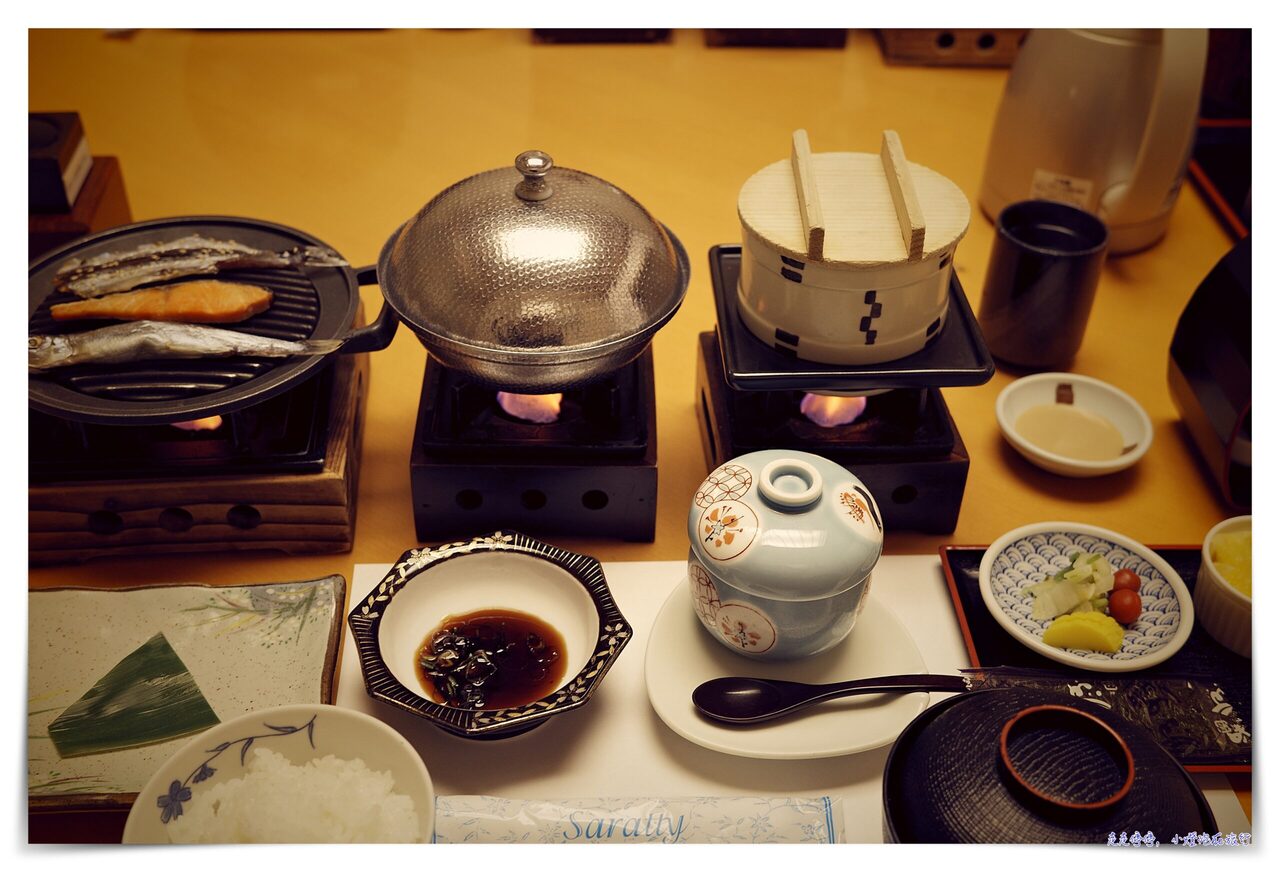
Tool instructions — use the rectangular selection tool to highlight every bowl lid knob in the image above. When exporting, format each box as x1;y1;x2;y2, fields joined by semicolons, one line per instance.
758;457;823;509
515;150;554;201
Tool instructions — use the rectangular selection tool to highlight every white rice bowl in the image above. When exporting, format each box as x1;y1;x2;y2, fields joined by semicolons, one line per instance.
123;704;435;844
167;748;420;843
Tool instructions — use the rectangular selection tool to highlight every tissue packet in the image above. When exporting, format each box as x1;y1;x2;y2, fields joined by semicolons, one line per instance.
434;795;845;844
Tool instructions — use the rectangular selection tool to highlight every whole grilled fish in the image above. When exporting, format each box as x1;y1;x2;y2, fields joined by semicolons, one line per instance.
53;235;348;298
29;321;341;371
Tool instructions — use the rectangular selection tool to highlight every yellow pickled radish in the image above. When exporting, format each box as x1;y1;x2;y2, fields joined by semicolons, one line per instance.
1210;530;1252;598
1043;611;1125;653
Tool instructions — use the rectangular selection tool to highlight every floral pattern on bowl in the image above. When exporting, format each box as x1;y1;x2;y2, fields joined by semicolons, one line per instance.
697;500;758;560
155;714;317;825
979;523;1194;672
836;484;883;534
122;703;435;843
688;560;779;654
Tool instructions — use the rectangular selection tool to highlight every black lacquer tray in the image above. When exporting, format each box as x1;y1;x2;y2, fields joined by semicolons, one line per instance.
941;545;1252;773
709;244;995;393
883;687;1217;843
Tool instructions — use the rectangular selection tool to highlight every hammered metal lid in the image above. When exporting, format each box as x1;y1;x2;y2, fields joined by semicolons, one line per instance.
379;150;689;364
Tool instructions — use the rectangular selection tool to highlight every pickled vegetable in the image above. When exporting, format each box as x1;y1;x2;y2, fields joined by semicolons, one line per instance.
1043;611;1125;653
1024;552;1117;620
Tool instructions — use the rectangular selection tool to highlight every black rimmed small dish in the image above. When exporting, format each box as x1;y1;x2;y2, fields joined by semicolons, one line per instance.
348;531;631;740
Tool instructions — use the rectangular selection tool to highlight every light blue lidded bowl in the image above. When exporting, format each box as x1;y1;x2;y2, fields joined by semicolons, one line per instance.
686;449;884;660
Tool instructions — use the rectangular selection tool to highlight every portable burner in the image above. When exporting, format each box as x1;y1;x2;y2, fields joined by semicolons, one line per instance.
696;245;994;533
410;347;658;542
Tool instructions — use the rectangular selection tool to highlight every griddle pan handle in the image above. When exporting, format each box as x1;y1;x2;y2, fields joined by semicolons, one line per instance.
340;265;399;354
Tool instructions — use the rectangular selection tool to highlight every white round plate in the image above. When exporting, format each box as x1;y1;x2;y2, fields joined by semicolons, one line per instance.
979;522;1194;673
644;580;929;760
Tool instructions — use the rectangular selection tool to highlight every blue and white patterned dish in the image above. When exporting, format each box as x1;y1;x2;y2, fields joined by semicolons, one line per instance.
978;522;1194;672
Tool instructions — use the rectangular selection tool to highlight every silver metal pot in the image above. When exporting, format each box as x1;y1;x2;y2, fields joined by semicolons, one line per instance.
377;151;690;392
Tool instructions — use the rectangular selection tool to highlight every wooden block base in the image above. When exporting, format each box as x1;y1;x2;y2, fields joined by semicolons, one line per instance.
876;29;1026;67
29;155;132;261
28;349;368;565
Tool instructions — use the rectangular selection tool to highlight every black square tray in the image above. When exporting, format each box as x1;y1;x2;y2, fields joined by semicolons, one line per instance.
709;244;995;393
940;545;1252;773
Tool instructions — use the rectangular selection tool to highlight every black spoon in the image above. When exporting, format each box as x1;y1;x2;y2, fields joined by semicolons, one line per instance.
692;673;970;725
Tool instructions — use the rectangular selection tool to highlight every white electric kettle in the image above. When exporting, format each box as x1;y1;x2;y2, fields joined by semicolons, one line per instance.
978;29;1208;254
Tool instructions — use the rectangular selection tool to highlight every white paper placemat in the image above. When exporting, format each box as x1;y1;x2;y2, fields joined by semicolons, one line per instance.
337;557;1249;843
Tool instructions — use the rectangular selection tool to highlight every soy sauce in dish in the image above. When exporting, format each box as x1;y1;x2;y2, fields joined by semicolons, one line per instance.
415;609;566;709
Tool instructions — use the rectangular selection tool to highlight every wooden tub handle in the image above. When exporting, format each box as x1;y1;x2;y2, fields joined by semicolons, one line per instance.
790;129;826;261
880;130;926;261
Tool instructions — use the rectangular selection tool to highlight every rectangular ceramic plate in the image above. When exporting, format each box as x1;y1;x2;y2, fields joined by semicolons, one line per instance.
28;575;345;812
939;546;1251;773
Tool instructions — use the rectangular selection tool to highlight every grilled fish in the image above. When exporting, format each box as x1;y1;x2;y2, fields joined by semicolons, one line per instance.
50;280;273;323
53;235;348;298
29;321;341;371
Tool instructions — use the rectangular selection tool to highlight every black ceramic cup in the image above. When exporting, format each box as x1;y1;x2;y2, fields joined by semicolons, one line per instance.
978;200;1109;368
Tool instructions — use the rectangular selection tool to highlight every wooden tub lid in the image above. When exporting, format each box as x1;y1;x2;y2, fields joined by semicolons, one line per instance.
738;130;971;269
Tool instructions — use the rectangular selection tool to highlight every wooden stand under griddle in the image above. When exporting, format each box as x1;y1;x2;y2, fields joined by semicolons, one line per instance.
28;349;368;565
29;155;133;261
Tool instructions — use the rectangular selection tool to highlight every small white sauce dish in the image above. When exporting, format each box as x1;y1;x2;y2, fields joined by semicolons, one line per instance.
996;372;1153;477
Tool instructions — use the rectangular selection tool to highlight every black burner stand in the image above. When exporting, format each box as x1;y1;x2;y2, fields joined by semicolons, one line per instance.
410;350;658;543
696;331;970;534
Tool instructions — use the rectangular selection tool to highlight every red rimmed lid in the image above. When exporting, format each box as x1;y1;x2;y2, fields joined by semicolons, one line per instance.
882;688;1216;843
998;704;1135;813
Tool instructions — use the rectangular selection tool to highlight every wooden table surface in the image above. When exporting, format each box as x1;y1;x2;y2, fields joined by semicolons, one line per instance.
28;28;1249;829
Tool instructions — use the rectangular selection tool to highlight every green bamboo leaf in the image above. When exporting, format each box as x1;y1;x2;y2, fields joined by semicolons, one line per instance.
48;633;219;759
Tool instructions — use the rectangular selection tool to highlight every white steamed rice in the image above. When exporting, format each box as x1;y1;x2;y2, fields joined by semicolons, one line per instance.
167;747;422;843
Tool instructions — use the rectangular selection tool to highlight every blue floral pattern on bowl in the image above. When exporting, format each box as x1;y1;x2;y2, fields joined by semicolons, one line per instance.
156;715;317;824
986;529;1184;665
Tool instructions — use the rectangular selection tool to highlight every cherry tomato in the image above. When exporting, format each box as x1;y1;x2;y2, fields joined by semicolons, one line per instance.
1108;588;1142;625
1113;569;1142;593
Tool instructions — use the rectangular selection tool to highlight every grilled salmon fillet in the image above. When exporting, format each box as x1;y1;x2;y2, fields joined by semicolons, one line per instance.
50;280;273;323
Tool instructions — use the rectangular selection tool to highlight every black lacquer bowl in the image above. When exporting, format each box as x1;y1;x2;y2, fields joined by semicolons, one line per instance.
348;532;631;739
883;688;1216;843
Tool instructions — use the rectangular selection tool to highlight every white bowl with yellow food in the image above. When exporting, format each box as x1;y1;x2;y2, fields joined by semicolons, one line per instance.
1195;515;1251;658
979;522;1193;672
995;373;1153;477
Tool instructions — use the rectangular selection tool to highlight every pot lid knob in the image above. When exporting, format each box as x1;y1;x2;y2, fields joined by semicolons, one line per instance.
758;457;823;509
514;150;554;201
